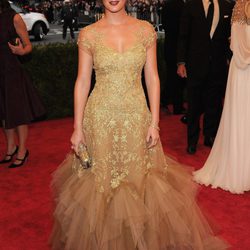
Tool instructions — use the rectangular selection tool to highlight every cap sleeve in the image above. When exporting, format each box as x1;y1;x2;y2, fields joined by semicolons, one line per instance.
142;21;157;49
77;27;92;55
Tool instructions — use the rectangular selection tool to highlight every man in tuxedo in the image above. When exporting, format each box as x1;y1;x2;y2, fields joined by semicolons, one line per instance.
177;0;234;154
161;0;186;115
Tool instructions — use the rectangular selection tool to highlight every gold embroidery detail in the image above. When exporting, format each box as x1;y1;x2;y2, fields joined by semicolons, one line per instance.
76;21;165;194
232;0;248;24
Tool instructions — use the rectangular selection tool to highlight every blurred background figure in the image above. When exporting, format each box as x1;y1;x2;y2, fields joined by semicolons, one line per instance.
194;0;250;194
161;0;186;115
177;0;234;154
0;0;45;168
47;1;54;23
61;0;77;41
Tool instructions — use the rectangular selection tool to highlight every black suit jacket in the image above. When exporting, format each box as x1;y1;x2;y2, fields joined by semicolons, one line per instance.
162;0;184;64
177;0;234;83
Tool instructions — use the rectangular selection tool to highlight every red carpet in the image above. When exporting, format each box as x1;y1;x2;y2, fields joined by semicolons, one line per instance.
0;113;249;250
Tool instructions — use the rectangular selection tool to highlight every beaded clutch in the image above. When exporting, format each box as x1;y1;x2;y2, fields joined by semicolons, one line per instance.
76;143;91;169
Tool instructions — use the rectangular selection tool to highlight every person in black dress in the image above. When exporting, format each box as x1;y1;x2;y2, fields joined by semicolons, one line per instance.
0;0;45;168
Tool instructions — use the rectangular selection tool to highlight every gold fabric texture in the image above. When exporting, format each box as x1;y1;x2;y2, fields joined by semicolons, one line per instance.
76;20;158;194
232;0;249;24
50;20;229;250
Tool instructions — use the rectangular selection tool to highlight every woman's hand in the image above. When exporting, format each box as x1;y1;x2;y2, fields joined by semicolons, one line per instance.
146;126;160;149
70;129;86;153
8;38;26;56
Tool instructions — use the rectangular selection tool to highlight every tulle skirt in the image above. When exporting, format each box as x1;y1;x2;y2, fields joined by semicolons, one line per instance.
50;154;228;250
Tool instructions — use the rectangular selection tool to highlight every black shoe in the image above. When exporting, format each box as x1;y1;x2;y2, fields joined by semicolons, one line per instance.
8;150;29;168
180;115;188;124
0;146;18;164
204;136;215;148
187;145;197;155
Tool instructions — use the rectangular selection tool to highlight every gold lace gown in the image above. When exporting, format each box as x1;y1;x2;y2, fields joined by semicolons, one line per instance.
50;20;228;250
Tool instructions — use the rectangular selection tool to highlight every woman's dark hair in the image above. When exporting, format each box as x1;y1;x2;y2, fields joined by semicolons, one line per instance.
0;0;11;13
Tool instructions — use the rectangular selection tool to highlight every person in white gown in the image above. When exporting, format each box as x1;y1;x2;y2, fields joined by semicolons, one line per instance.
194;0;250;194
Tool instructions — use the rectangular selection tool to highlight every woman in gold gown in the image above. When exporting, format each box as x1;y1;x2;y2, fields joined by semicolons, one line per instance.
50;0;229;249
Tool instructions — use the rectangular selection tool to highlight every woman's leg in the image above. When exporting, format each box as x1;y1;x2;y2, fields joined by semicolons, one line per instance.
14;124;28;163
1;120;17;160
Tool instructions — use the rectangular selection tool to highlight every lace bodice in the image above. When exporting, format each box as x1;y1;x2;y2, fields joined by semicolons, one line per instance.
77;20;156;113
74;20;158;193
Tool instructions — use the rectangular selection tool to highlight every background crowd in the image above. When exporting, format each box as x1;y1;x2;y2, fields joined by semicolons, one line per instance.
13;0;165;25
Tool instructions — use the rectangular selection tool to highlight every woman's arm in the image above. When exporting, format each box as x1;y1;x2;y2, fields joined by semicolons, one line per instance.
74;47;93;131
144;37;160;148
71;41;93;151
8;14;32;55
144;38;160;127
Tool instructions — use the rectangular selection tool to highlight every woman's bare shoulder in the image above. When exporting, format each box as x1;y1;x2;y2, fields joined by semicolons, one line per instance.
137;19;155;31
78;21;101;40
13;13;23;24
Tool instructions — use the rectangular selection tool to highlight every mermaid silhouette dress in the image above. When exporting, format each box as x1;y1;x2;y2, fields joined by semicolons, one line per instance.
50;20;228;250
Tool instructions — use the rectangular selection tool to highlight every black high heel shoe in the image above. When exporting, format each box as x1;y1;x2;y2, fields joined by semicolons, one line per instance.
8;150;29;168
0;146;18;164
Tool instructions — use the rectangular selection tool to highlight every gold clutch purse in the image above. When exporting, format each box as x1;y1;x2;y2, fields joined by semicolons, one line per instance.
76;143;92;169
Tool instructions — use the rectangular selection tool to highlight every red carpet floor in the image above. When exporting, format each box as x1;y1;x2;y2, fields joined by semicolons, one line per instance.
0;113;250;250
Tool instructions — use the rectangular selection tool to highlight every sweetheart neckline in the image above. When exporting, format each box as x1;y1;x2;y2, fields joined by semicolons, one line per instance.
100;42;144;55
88;26;144;55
